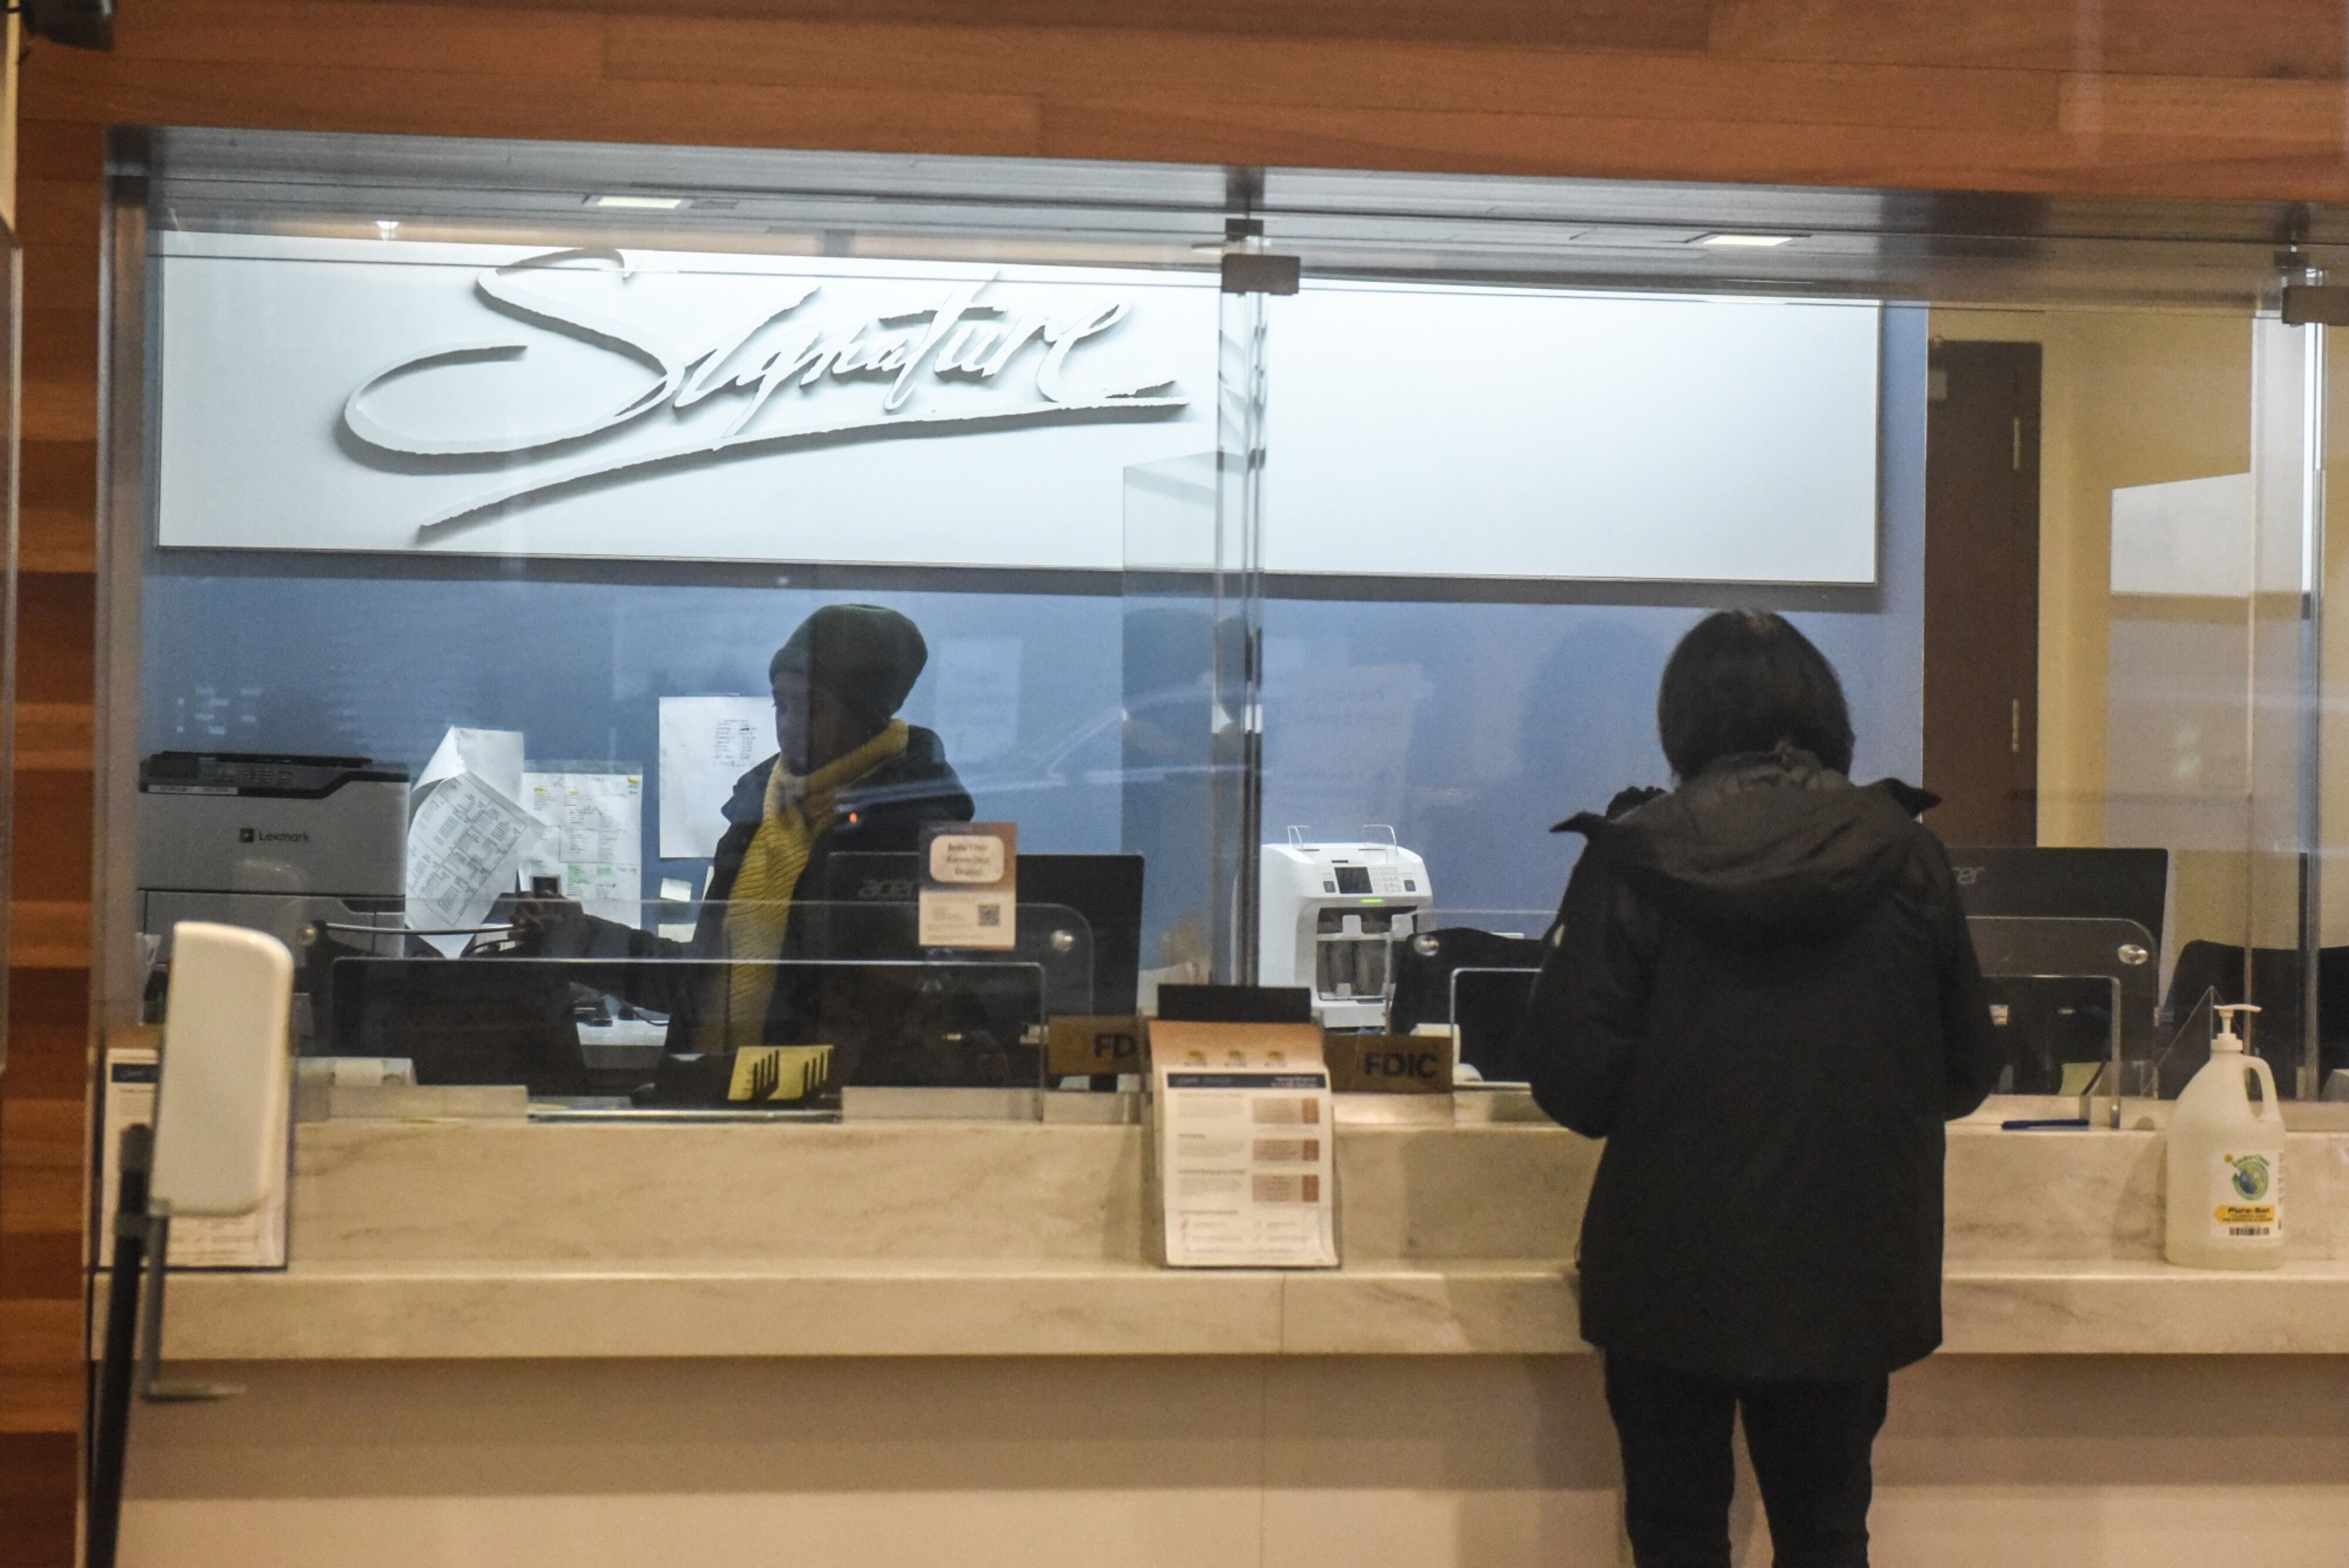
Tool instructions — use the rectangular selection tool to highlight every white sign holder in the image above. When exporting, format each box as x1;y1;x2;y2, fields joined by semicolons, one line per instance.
1150;1020;1337;1268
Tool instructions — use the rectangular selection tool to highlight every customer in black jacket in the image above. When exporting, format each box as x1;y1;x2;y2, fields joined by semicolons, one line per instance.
1522;609;2002;1568
523;604;974;1079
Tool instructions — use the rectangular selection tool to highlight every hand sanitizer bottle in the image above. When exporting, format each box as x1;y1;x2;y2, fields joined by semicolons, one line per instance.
2165;1005;2286;1270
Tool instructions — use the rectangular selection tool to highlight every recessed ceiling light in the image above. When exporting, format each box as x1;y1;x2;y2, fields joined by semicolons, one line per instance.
593;195;686;211
1696;233;1798;248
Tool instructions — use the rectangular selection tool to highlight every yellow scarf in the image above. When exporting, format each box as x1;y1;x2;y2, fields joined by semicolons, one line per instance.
705;720;910;1049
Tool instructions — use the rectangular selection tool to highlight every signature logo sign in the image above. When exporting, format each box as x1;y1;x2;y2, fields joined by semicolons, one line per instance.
341;248;1190;539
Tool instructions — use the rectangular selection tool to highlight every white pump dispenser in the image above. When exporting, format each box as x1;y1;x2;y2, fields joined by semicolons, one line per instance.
2164;1004;2286;1270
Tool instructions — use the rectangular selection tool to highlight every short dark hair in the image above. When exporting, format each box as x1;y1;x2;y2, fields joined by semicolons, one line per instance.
1657;610;1855;778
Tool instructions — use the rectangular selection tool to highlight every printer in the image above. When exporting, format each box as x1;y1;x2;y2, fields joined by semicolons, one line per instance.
1257;829;1434;1030
137;752;410;967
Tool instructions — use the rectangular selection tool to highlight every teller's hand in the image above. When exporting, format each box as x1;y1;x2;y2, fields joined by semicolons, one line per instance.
506;893;588;956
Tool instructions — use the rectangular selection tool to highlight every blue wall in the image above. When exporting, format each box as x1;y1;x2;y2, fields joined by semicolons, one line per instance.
141;309;1926;926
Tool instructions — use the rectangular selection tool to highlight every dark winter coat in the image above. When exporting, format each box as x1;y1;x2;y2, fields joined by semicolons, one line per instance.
1522;748;2003;1384
563;726;974;1075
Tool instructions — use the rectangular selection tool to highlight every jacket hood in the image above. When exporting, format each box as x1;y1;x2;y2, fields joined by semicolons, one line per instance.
723;725;974;827
1558;749;1929;938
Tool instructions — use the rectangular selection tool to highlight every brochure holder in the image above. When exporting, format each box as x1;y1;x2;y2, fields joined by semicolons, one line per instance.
1149;1019;1337;1268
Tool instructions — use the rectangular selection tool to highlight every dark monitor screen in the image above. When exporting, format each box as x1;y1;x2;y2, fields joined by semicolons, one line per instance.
327;955;589;1098
821;852;1145;1017
1946;847;2168;943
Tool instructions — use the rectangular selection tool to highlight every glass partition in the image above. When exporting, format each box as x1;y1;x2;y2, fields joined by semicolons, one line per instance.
98;127;2349;1136
1966;915;2161;1122
1917;302;2300;1099
102;133;1255;1136
163;890;1103;1109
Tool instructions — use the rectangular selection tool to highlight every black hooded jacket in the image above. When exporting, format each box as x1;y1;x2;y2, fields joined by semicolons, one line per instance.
1522;748;2003;1384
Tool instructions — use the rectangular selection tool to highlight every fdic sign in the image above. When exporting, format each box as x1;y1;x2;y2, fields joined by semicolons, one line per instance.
1322;1034;1453;1095
1047;1016;1145;1078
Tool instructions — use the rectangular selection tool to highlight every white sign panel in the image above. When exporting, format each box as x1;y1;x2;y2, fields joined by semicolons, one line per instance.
154;237;1882;584
154;235;1217;568
1264;282;1882;584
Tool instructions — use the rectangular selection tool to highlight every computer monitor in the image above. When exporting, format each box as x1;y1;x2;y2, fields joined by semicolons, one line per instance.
1946;847;2169;943
327;955;590;1098
822;852;1144;1017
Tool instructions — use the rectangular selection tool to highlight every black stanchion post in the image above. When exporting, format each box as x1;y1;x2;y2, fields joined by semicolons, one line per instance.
88;1122;153;1568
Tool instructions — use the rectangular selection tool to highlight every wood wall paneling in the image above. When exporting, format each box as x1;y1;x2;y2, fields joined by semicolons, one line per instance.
1708;0;2347;81
0;1432;78;1564
6;2;2348;196
604;18;2067;134
3;972;93;1104
6;1;2349;1563
15;574;92;709
323;0;1719;52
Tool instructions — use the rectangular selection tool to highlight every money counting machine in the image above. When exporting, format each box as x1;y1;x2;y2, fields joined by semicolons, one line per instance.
1257;829;1434;1030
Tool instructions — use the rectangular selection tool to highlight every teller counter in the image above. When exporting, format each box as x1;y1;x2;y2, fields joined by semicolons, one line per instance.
102;1099;2349;1360
100;1093;2349;1568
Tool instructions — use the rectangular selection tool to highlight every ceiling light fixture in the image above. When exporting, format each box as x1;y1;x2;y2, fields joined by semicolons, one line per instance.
1695;233;1798;248
375;220;399;238
594;195;686;211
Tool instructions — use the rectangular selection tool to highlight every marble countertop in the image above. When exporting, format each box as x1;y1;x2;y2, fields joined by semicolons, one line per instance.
99;1108;2349;1362
115;1255;2349;1361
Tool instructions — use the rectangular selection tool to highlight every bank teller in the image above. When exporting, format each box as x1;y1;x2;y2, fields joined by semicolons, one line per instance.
522;603;974;1061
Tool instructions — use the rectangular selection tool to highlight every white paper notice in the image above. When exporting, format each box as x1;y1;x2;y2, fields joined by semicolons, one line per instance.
419;725;527;803
102;1048;286;1268
659;696;774;859
1155;1066;1338;1268
522;770;645;927
407;762;539;957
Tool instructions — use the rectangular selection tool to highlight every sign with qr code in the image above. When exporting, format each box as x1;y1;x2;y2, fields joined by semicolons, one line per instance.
917;822;1018;949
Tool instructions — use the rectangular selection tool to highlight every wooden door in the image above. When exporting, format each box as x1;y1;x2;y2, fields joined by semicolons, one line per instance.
1925;341;2042;846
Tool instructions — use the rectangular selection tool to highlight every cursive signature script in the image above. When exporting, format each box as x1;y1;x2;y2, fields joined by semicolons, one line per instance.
339;248;1190;538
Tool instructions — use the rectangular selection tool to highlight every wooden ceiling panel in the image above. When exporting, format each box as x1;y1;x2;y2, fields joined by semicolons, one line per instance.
319;0;1714;52
21;52;1046;157
1038;94;2349;199
2067;74;2349;145
117;0;607;78
1711;0;2346;82
607;18;2059;135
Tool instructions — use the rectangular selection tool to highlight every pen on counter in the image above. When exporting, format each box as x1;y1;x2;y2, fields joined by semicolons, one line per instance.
2001;1117;2092;1131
